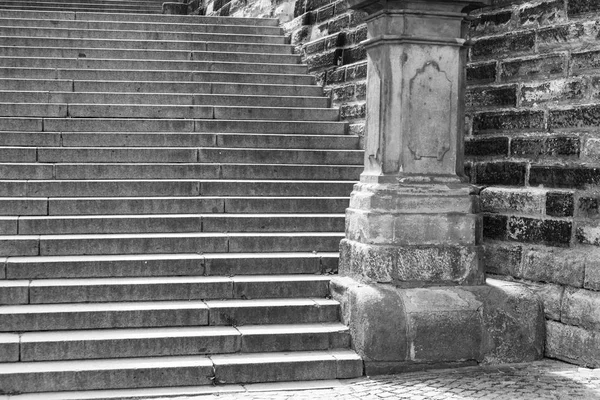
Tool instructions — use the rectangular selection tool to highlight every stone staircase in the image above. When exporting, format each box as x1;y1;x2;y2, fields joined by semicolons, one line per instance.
0;2;364;396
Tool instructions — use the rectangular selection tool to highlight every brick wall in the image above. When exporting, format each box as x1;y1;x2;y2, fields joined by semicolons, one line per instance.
468;0;600;368
203;0;600;367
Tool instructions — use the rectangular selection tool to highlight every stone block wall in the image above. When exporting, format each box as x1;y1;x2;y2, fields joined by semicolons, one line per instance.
467;0;600;368
199;0;600;367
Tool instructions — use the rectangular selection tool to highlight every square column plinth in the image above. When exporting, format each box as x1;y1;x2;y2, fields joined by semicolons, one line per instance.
340;0;488;287
334;0;545;373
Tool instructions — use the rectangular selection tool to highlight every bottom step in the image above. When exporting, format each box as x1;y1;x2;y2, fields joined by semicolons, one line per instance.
0;350;363;394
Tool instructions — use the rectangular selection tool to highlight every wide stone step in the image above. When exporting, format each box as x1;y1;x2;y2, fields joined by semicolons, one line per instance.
2;90;326;107
0;118;347;134
0;4;163;14
4;252;339;279
0;103;337;121
0;17;284;35
0;350;361;393
1;275;332;304
0;57;305;74
0;163;362;180
0;46;301;64
0;26;286;44
0;132;359;149
0;68;313;85
58;195;345;215
0;298;340;331
4;323;350;361
0;179;355;197
0;36;293;54
0;79;323;97
12;214;344;235
0;10;280;26
12;147;358;164
1;57;306;74
0;196;349;216
0;231;345;256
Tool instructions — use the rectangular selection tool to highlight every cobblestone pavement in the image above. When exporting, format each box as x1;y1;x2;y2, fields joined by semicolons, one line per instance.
158;359;600;400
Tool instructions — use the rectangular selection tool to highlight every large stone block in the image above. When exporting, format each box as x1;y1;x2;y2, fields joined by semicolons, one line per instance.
546;320;600;368
561;288;600;331
339;239;485;287
330;277;544;372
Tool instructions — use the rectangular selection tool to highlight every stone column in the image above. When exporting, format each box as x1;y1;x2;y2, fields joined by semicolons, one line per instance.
332;0;546;374
341;0;487;287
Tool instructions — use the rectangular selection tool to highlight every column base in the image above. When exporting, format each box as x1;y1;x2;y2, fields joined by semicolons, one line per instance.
331;277;545;374
340;239;485;287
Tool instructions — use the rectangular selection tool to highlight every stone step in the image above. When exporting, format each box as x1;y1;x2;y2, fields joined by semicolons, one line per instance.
0;36;294;54
0;17;284;36
0;350;361;393
0;9;280;26
1;90;326;108
0;179;355;197
11;147;358;164
7;323;350;361
4;252;339;279
0;46;301;64
0;118;347;134
0;132;359;149
0;79;324;97
0;196;348;216
1;275;332;304
13;214;344;235
0;298;340;331
0;57;305;74
0;231;345;256
0;103;338;121
0;163;362;181
0;26;286;44
0;4;163;14
0;68;313;85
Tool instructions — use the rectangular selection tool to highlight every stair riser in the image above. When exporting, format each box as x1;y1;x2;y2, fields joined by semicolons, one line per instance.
0;235;343;256
0;132;358;149
0;47;300;64
0;79;324;97
17;216;344;235
17;330;349;361
0;59;306;74
43;197;348;216
0;365;211;393
0;118;347;134
49;164;362;180
1;92;326;107
0;304;338;331
0;5;163;14
5;255;334;279
0;180;354;197
0;69;313;86
3;104;338;120
0;19;284;35
0;10;280;26
12;148;357;164
0;28;286;44
0;37;293;54
4;280;329;304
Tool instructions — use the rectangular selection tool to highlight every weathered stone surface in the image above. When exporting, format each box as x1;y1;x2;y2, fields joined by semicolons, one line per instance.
470;279;545;364
546;320;600;368
340;239;484;287
523;280;564;321
561;288;600;331
330;277;408;363
480;187;545;214
518;247;585;286
482;242;522;276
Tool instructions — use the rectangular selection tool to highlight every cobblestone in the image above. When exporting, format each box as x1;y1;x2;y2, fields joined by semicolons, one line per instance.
155;359;600;400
